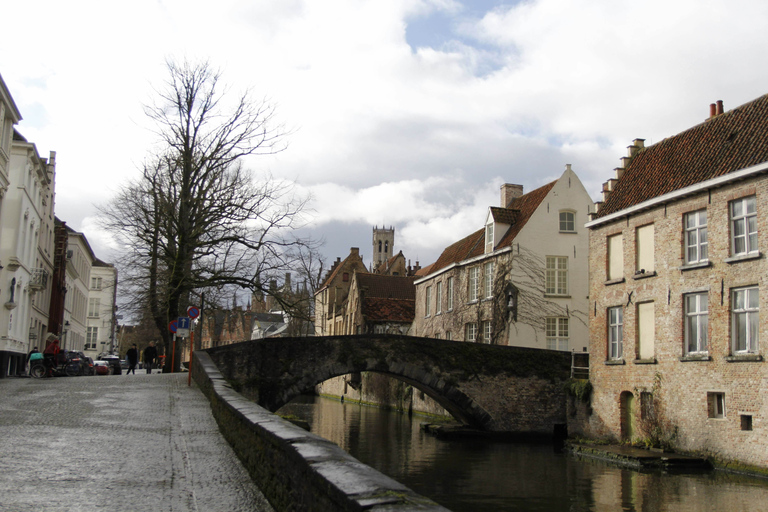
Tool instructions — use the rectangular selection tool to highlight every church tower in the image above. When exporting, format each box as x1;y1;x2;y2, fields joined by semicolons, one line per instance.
372;226;395;269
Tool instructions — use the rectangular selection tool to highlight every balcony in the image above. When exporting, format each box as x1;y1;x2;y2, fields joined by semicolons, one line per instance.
29;268;49;290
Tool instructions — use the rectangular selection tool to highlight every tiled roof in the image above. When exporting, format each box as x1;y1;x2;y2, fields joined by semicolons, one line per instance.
489;207;519;225
362;297;415;323
596;94;768;218
424;181;556;275
356;273;416;300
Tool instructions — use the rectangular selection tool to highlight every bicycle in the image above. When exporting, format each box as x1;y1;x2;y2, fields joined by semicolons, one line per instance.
30;359;79;378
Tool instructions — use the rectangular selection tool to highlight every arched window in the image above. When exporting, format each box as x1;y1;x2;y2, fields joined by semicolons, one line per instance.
378;240;382;252
384;241;389;253
559;211;576;232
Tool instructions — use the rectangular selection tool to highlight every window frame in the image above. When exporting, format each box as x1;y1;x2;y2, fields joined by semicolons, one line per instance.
546;317;569;351
559;210;576;233
435;281;442;314
545;256;568;296
684;292;708;355
465;322;478;342
468;266;480;302
730;196;758;256
608;306;623;360
485;223;494;253
732;286;759;354
425;285;432;317
483;262;494;299
684;209;708;265
447;277;454;311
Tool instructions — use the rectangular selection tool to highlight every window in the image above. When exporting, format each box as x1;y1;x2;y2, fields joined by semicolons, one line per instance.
608;306;623;360
707;392;725;419
445;330;452;341
435;282;442;314
482;321;492;344
635;224;654;274
447;277;454;310
434;333;441;340
86;326;98;350
559;211;575;232
607;234;624;281
485;223;494;253
468;267;480;302
684;210;708;264
685;293;708;354
546;317;569;351
637;302;655;360
483;262;494;299
732;286;759;354
88;298;100;318
465;323;478;342
342;272;349;282
90;277;103;290
731;196;757;256
741;415;753;431
425;286;432;317
546;256;568;295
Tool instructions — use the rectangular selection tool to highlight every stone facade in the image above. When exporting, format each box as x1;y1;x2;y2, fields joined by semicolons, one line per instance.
585;95;768;470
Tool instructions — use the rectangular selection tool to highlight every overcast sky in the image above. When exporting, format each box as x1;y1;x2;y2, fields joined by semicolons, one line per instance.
3;0;768;270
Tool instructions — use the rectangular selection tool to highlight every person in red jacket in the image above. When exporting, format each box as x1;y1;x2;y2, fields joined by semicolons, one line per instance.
43;337;60;375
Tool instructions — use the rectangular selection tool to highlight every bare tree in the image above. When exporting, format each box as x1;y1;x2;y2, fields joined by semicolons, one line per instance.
99;59;311;371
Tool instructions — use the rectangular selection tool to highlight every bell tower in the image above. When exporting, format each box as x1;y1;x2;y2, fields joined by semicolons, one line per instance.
372;226;395;269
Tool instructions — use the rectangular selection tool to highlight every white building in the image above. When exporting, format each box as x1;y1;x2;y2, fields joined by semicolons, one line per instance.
86;260;117;358
62;228;95;352
413;166;593;351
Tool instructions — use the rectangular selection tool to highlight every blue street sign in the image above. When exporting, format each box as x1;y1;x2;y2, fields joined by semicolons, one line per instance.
177;317;191;330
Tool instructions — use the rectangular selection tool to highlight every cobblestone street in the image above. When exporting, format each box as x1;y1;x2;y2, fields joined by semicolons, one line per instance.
0;373;274;512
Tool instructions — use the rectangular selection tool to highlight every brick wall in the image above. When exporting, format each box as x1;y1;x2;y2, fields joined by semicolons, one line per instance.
587;176;768;469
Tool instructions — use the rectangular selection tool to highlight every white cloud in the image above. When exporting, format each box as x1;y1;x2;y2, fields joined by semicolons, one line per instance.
2;0;768;267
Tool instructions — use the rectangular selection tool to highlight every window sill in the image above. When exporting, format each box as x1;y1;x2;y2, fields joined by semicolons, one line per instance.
544;294;571;299
604;278;625;286
559;230;577;235
632;271;657;280
680;261;711;272
725;252;762;264
679;354;711;362
604;359;625;366
725;354;763;362
633;358;657;364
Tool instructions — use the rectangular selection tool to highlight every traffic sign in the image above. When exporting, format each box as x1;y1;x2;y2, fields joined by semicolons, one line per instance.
168;320;178;333
176;317;191;337
187;306;200;319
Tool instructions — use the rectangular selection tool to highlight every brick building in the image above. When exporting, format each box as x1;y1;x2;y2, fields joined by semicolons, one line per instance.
584;95;768;469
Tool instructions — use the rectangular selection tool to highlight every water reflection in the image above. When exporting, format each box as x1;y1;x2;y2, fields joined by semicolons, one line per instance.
278;395;768;511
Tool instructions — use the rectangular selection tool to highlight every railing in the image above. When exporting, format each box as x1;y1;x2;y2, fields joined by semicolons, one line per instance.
571;351;590;379
29;268;49;290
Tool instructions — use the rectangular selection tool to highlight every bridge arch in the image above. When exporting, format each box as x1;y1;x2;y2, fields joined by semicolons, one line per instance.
204;334;571;434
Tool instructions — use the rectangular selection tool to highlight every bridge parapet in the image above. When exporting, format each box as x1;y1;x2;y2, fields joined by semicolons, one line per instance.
204;334;571;435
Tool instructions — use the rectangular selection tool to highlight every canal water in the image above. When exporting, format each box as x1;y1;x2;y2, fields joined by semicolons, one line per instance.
278;394;768;511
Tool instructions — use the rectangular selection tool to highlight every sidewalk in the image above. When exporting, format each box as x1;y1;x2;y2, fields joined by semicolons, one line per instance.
0;372;274;512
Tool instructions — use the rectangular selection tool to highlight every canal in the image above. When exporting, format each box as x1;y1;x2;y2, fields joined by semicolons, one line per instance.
278;394;768;511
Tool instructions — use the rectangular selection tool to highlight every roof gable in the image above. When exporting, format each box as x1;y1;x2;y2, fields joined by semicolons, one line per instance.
596;94;768;218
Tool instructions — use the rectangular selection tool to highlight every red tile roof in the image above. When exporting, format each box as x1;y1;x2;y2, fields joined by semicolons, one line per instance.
424;181;556;274
596;94;768;218
356;273;416;300
362;297;415;323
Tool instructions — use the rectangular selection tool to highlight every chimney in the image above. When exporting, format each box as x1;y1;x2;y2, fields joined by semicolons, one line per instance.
709;103;717;119
716;100;724;115
500;184;524;207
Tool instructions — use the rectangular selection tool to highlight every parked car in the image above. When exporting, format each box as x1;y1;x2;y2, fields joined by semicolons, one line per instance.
100;355;122;375
63;350;90;376
93;360;110;375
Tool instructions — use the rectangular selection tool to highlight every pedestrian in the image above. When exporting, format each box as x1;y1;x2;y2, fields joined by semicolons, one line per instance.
126;344;138;375
143;341;158;374
43;337;60;376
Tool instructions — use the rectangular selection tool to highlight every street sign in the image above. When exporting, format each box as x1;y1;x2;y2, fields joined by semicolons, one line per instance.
187;306;200;319
168;320;178;333
176;317;191;337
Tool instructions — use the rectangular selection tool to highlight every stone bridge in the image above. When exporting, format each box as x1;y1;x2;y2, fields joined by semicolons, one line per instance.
202;334;572;435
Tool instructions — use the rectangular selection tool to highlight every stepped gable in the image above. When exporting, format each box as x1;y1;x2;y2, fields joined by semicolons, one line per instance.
596;94;768;218
425;180;556;275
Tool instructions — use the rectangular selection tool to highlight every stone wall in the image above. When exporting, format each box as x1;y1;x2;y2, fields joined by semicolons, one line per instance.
191;351;449;512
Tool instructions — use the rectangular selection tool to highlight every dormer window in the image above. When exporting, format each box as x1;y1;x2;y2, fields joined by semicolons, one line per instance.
485;223;494;253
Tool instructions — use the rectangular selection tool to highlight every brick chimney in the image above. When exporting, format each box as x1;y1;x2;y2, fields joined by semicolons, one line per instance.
500;184;524;207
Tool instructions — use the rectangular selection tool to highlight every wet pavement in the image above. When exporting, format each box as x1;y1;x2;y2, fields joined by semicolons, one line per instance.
0;372;274;512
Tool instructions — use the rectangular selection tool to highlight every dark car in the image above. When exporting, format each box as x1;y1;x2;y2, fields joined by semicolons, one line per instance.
64;350;91;376
100;355;122;375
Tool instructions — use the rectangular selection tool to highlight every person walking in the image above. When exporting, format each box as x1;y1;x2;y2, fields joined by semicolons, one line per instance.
143;341;158;374
126;344;139;375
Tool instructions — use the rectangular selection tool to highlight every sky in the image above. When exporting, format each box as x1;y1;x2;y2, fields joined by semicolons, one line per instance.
3;0;768;273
